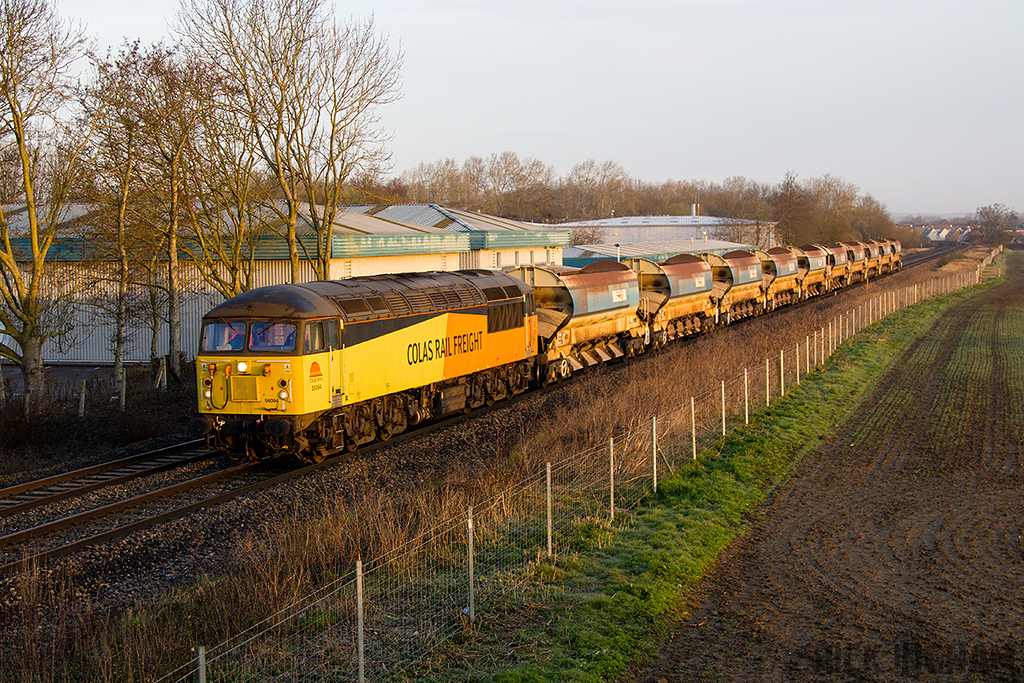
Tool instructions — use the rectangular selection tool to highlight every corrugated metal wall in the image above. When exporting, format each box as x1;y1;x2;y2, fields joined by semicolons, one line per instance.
1;246;566;366
1;260;322;365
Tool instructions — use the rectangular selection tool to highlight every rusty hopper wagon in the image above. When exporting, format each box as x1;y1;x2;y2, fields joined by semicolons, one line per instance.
795;244;830;297
822;243;851;288
705;250;764;324
509;260;643;383
625;254;714;346
752;247;800;310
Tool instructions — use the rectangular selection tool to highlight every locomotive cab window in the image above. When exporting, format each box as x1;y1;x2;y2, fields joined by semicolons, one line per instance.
304;321;327;353
202;321;247;352
249;322;297;352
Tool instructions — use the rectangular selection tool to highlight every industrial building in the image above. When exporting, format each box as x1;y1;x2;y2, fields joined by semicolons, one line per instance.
1;204;569;365
555;214;777;250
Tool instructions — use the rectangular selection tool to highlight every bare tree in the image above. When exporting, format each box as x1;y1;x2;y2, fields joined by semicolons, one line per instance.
561;158;632;220
569;225;604;246
180;89;267;299
0;0;91;414
176;0;402;282
850;193;895;241
975;203;1017;243
83;40;149;399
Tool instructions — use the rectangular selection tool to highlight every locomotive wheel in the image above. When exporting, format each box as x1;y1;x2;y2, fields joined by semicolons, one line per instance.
311;447;327;464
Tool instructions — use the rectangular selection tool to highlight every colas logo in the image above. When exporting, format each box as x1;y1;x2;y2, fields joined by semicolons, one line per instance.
309;362;323;378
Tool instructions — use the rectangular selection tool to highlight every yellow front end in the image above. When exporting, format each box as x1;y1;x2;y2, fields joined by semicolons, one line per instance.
197;353;334;418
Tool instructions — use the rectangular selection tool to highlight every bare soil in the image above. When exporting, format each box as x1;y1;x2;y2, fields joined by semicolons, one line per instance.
637;254;1024;682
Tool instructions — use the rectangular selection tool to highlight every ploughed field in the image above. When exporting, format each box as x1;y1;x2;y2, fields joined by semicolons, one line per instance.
640;252;1024;682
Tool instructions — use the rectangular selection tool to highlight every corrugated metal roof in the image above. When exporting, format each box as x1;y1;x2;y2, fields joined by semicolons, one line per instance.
555;215;772;229
343;204;456;230
562;238;753;268
2;203;97;235
343;203;551;233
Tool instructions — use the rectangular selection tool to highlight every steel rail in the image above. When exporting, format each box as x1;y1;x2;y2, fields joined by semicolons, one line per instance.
0;438;206;501
0;449;215;519
0;461;258;551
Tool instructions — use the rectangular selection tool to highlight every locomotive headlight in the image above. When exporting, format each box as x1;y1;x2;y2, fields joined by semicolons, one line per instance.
279;390;288;400
236;361;248;373
205;390;212;398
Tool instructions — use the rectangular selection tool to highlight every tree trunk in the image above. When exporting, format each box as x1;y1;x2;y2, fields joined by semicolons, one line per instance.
19;333;45;417
168;243;180;381
114;260;127;404
167;171;181;382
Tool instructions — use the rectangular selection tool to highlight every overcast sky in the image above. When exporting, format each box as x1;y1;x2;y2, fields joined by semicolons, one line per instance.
60;0;1023;216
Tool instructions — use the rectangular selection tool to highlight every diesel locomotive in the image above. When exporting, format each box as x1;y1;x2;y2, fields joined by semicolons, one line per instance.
189;239;901;462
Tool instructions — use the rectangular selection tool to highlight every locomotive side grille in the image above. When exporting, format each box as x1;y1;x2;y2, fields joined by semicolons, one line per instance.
482;286;506;301
383;293;411;316
454;285;486;306
426;289;449;309
441;288;464;308
403;290;434;313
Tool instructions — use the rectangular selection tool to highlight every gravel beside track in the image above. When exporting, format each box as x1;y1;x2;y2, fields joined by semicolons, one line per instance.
637;253;1024;682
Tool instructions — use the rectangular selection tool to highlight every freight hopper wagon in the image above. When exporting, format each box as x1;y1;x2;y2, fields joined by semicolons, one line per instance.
625;254;714;346
845;242;868;284
752;247;800;309
877;239;903;274
510;260;642;384
191;270;537;461
795;245;830;297
822;243;852;289
705;250;764;324
861;240;882;279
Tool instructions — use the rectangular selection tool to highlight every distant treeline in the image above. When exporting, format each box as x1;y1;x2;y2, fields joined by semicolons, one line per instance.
345;154;919;247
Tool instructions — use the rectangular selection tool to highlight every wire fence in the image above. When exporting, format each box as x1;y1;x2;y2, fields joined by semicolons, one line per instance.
157;254;998;683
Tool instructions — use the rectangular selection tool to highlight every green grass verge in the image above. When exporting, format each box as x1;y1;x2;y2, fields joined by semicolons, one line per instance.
406;274;1002;682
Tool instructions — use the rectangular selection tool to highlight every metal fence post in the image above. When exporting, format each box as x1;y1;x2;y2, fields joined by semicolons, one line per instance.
691;396;696;460
743;368;749;425
795;344;800;386
197;645;206;683
467;507;475;622
765;358;770;407
357;559;364;683
780;349;785;396
609;438;615;521
720;380;726;436
651;416;657;493
805;335;810;374
546;462;552;557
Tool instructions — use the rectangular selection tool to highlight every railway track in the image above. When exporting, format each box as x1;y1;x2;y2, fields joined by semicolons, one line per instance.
0;387;533;577
0;246;965;577
0;439;210;518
